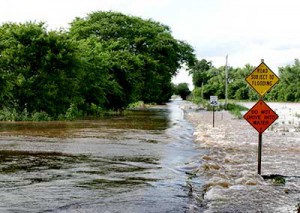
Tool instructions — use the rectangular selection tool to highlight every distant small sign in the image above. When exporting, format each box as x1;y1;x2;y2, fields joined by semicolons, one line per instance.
210;96;218;106
243;99;278;133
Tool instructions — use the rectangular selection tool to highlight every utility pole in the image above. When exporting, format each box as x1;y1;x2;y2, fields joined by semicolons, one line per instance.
225;55;228;109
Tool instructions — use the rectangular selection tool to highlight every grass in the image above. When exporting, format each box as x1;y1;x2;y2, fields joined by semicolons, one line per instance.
0;107;52;121
199;100;248;119
226;103;248;119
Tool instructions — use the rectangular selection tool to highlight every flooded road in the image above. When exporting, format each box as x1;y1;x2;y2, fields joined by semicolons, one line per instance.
186;103;300;213
0;100;203;212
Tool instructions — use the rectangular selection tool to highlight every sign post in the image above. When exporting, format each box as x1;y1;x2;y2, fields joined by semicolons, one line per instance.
244;60;279;175
258;133;262;175
210;96;218;127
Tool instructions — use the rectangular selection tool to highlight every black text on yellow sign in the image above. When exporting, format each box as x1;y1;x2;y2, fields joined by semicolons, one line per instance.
246;62;279;97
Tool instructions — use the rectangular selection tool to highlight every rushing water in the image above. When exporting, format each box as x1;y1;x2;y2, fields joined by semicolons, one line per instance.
0;100;204;213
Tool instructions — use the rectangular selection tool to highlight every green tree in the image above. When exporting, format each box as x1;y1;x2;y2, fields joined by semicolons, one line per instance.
201;66;225;99
174;83;191;100
269;59;300;101
76;37;146;111
190;59;212;87
69;11;196;105
228;64;254;100
0;22;81;116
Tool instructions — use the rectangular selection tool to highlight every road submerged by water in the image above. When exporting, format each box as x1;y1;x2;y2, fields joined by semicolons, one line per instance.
184;102;300;213
0;100;205;212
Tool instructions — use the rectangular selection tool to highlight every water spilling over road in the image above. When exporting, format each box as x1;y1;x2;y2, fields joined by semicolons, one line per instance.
186;103;300;213
0;100;204;212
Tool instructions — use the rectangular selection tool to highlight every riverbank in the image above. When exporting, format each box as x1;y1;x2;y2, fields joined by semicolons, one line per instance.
182;103;300;213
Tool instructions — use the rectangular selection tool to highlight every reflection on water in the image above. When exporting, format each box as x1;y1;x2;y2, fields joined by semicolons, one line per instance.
0;100;203;212
0;109;168;138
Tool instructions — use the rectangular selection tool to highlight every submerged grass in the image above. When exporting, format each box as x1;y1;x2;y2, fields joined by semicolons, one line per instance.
78;176;157;189
0;150;89;174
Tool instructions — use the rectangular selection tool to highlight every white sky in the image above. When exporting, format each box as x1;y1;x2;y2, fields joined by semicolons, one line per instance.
1;0;300;88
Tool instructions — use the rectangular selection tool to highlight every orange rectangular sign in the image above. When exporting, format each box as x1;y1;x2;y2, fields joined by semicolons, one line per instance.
243;100;278;133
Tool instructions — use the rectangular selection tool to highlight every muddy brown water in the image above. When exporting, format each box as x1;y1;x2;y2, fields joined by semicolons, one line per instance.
0;100;204;212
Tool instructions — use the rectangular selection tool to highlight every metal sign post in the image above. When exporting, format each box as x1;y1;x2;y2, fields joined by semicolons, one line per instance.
210;96;218;128
244;60;279;175
258;133;262;175
212;106;215;128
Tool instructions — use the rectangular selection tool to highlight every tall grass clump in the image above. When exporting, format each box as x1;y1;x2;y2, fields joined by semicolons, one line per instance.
0;107;52;121
226;103;248;119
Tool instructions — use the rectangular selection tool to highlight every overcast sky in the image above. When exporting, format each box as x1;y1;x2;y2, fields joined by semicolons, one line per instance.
1;0;299;87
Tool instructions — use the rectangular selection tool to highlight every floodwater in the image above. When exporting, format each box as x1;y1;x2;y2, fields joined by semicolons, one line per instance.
0;100;204;213
185;102;300;213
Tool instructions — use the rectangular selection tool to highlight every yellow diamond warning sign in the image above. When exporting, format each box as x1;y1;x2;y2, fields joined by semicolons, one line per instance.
246;62;279;97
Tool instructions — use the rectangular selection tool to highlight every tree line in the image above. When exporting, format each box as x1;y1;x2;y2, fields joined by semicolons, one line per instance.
1;11;298;121
0;11;196;120
189;58;300;102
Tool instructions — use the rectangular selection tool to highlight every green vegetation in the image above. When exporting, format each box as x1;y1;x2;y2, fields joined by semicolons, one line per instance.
226;103;248;119
2;11;300;122
0;12;196;120
198;100;248;119
173;83;191;100
188;58;300;119
189;58;300;103
272;176;286;185
262;174;286;185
